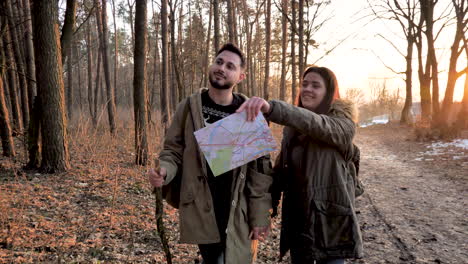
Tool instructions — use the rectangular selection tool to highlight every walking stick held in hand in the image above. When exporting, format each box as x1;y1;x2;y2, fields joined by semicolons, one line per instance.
154;159;172;264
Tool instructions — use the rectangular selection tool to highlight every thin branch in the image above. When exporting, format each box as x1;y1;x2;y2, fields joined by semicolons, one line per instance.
377;33;406;57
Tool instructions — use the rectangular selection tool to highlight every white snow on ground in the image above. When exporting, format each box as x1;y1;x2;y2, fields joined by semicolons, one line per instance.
415;139;468;161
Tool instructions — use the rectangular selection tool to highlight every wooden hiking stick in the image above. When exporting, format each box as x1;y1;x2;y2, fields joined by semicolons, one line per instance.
251;239;258;264
154;159;172;264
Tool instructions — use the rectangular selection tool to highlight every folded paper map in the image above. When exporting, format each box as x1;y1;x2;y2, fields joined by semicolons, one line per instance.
194;111;277;176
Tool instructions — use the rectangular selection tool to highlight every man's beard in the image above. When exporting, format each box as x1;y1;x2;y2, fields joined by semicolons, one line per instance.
209;74;234;90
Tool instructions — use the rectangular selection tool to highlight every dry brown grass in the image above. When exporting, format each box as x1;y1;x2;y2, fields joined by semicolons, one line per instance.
0;109;177;263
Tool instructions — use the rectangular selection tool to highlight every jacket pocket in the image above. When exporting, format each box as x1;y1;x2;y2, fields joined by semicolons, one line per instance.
179;180;199;206
313;200;354;249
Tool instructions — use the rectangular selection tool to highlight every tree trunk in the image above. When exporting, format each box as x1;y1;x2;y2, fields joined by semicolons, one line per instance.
291;1;297;103
439;0;466;124
241;0;254;96
263;0;271;100
422;0;440;120
150;4;160;111
2;29;22;133
111;0;119;107
22;0;37;114
99;0;117;134
76;43;83;112
0;47;15;157
298;0;305;76
212;0;220;51
6;0;29;129
86;21;96;126
32;0;70;172
60;0;77;65
400;35;414;125
227;0;235;43
416;4;431;121
67;45;73;120
134;0;149;165
161;0;170;128
280;0;288;101
169;5;183;104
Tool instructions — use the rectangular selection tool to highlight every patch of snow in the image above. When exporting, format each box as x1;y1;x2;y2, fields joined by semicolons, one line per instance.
417;139;468;159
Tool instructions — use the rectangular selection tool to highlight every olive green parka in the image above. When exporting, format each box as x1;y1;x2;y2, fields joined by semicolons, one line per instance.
159;89;273;264
268;99;363;260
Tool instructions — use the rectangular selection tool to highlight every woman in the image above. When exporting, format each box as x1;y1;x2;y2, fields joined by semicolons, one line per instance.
237;66;363;263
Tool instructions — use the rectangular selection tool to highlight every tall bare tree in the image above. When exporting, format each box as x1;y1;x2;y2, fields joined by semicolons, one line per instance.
161;0;170;128
22;0;36;114
134;0;149;165
298;0;305;76
32;0;70;172
0;28;15;157
67;44;74;119
111;0;120;107
6;0;29;129
212;0;220;51
263;0;271;100
86;20;96;126
61;0;77;65
369;0;417;124
439;0;468;124
279;0;288;101
2;27;22;133
291;0;297;102
99;0;117;134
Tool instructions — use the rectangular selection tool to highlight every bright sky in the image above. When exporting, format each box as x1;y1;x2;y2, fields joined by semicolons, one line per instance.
312;0;466;102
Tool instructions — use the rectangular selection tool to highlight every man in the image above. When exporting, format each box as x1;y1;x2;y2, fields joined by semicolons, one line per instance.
148;43;273;264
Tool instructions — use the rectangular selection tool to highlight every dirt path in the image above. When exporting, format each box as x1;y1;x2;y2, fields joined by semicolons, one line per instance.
353;126;467;264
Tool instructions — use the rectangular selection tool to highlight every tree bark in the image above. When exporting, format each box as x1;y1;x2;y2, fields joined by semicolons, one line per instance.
67;44;73;119
263;0;271;100
0;41;15;157
86;21;96;126
400;34;414;125
111;0;119;107
227;0;235;43
6;0;29;129
161;0;170;128
212;0;220;51
99;0;117;134
298;0;305;76
439;0;467;124
32;0;70;172
22;0;37;114
291;1;297;103
280;0;288;101
2;29;22;133
134;0;149;165
60;0;77;65
416;1;431;121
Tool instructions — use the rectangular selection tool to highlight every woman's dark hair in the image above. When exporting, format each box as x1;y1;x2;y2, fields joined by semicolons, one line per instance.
296;66;340;114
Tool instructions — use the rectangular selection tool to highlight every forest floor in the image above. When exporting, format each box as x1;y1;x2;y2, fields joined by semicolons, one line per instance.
0;120;466;263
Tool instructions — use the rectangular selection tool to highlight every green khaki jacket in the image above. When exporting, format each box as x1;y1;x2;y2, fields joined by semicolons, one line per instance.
159;89;273;264
268;99;363;260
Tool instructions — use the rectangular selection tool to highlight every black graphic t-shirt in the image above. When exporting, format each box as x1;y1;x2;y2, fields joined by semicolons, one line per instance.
201;90;244;242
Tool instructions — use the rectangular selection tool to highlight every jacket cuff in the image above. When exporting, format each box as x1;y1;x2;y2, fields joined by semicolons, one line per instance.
249;205;271;227
160;160;178;185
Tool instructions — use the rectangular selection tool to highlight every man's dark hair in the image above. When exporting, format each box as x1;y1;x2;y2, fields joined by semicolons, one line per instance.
216;43;246;69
